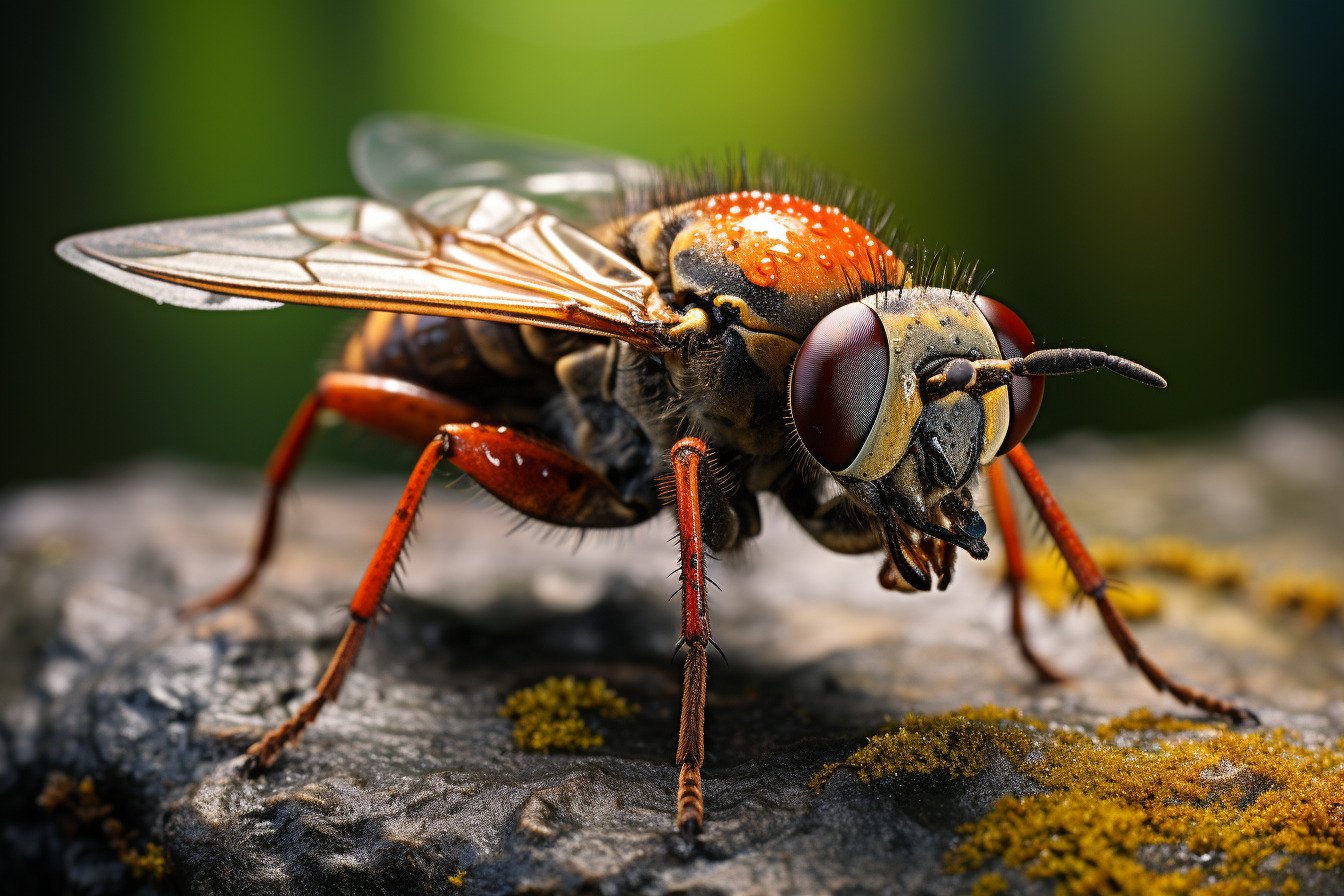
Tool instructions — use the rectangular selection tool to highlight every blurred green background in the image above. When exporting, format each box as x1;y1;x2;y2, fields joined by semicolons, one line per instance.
8;1;1341;487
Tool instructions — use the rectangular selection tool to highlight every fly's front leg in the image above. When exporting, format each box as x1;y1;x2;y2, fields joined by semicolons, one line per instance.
668;437;740;838
777;477;884;555
243;422;646;772
984;459;1067;683
181;371;485;618
1004;445;1256;722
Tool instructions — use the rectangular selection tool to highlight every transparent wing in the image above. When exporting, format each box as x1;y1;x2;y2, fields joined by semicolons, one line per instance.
57;188;684;351
350;113;659;226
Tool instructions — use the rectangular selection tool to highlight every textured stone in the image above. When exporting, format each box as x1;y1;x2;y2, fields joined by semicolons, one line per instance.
1;408;1341;894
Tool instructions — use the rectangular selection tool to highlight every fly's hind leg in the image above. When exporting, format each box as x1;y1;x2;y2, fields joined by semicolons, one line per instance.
242;422;648;772
180;372;485;618
1004;444;1256;722
984;459;1067;683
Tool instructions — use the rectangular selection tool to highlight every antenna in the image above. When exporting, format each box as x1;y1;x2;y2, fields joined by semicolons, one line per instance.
923;349;1167;400
1009;349;1167;388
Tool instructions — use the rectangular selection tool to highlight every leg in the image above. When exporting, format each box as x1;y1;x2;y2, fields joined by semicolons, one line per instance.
1004;445;1255;721
777;477;884;555
984;459;1067;683
180;372;486;617
243;422;648;771
668;437;741;837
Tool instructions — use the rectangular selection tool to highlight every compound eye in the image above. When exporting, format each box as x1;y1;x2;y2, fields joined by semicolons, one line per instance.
975;295;1044;454
790;302;889;471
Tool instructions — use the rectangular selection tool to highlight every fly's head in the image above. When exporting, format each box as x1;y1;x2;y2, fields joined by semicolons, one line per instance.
788;286;1046;591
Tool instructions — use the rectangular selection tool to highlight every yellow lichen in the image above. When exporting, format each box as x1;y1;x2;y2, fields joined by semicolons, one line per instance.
950;726;1344;895
1024;548;1164;619
1143;536;1206;577
1023;535;1262;610
1024;550;1074;614
499;676;637;753
1124;538;1249;590
1090;538;1139;576
1019;535;1344;625
809;705;1039;791
1187;551;1251;590
1095;707;1218;741
969;871;1009;895
1260;572;1342;627
38;772;168;881
1107;582;1164;620
813;708;1344;895
447;868;468;887
119;841;168;881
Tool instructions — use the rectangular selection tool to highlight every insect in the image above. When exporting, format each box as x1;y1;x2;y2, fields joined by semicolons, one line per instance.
57;114;1254;837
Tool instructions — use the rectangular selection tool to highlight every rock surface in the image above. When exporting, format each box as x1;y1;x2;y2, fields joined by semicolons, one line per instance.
1;406;1341;895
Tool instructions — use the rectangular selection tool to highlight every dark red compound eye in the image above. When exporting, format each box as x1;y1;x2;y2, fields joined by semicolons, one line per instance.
974;295;1045;454
790;302;890;471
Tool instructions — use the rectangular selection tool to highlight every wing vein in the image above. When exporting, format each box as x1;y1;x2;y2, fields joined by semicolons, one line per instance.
63;185;685;352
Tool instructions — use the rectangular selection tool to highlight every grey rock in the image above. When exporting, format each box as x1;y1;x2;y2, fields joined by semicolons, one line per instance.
2;408;1341;895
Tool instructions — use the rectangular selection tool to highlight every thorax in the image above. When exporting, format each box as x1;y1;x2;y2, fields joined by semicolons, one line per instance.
608;191;903;458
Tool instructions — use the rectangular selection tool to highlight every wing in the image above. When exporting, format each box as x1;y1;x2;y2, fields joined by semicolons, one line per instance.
350;114;659;226
57;187;685;351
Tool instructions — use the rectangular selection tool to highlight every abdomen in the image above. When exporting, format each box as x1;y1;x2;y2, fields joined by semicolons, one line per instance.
338;312;594;412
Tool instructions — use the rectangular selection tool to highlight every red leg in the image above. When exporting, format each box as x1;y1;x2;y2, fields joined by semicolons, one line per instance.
666;436;745;837
243;422;648;771
180;372;486;617
316;371;485;446
1004;445;1255;722
985;459;1067;683
671;438;710;837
